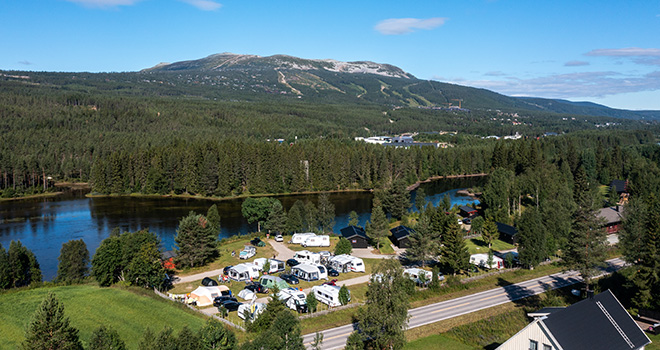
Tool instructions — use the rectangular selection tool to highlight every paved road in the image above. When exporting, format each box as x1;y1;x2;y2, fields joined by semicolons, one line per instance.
302;258;626;349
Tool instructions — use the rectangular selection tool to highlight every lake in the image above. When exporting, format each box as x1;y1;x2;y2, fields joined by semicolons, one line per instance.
0;176;484;280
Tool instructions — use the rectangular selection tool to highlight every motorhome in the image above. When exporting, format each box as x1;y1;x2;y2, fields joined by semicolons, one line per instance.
328;254;366;273
277;288;308;313
227;263;260;281
469;253;504;270
258;275;291;290
290;232;316;245
293;250;322;265
302;235;330;247
312;284;350;307
252;258;286;274
291;263;327;281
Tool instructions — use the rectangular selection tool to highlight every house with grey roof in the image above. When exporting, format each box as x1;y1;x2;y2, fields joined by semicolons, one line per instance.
598;206;624;234
496;290;651;350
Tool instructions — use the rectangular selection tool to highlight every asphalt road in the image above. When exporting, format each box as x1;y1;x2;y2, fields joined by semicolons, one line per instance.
302;257;626;349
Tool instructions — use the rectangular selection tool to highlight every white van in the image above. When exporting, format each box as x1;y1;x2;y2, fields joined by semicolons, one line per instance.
228;263;260;281
312;284;350;307
302;235;330;247
293;250;322;265
252;258;286;274
291;263;327;281
328;255;366;273
291;232;316;245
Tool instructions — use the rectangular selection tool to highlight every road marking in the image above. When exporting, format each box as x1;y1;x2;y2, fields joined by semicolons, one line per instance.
304;331;353;346
479;292;506;301
429;302;471;314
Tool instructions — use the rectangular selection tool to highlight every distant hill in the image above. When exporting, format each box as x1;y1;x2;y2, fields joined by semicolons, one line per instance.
2;53;659;120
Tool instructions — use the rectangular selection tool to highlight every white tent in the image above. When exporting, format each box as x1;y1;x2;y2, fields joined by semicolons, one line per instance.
189;285;230;307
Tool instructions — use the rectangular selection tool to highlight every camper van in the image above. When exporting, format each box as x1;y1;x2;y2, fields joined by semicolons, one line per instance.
277;288;308;313
469;253;504;270
252;258;286;274
312;284;350;307
302;235;330;247
291;263;328;281
328;255;366;273
293;250;322;265
228;263;260;281
290;232;316;245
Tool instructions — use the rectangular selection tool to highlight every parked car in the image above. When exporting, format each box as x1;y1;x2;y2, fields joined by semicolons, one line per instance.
275;234;284;242
213;296;237;307
218;300;242;312
280;273;299;285
239;246;256;259
462;218;472;225
322;279;338;286
251;238;266;247
326;266;340;277
245;282;269;294
201;277;218;286
286;258;300;267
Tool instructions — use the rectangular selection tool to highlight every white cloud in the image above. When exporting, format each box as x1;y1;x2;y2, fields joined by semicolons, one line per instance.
564;60;590;67
180;0;222;11
436;71;660;99
374;17;448;35
65;0;141;8
586;47;660;57
18;61;32;65
484;71;506;76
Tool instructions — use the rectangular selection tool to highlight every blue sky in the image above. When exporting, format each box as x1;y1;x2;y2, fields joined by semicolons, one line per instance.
2;0;660;110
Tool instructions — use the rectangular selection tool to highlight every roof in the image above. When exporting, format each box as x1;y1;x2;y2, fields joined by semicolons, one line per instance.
542;290;650;350
340;226;367;240
496;222;518;237
161;250;177;260
610;179;627;194
390;226;414;240
329;254;363;264
231;263;256;273
598;206;624;225
292;264;319;273
459;206;478;213
527;307;565;319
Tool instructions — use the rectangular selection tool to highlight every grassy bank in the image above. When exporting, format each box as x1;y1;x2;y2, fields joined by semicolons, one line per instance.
0;284;207;349
85;188;372;201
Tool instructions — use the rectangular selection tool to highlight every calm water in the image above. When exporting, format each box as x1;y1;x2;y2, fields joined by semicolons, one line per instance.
0;177;484;280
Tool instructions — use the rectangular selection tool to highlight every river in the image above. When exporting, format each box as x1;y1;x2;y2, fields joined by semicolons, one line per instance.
0;177;485;280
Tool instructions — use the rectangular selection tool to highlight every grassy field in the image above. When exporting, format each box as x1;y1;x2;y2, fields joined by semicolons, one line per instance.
465;238;515;255
0;285;208;350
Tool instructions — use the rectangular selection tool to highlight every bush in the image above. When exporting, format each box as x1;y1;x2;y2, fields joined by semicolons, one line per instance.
334;237;353;256
339;285;350;306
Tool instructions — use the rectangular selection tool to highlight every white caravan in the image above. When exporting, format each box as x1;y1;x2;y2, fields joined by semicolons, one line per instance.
252;258;286;274
290;232;316;245
293;250;322;265
238;303;266;320
291;263;328;281
302;235;330;247
403;268;435;285
228;263;260;281
328;255;366;273
312;284;350;307
277;288;309;313
469;253;504;270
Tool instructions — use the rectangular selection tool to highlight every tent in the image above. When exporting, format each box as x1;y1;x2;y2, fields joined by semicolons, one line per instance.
189;285;230;307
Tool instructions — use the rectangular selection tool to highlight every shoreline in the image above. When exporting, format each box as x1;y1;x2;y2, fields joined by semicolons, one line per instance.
406;173;488;191
0;182;90;202
85;188;374;201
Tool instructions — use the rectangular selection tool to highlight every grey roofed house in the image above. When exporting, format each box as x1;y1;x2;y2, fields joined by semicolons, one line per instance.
598;206;625;234
496;290;651;350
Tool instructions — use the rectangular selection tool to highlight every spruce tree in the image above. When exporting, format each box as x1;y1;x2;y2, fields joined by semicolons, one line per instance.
264;200;287;234
481;218;499;249
517;207;546;268
22;292;83;350
176;326;200;350
0;243;11;289
286;200;304;233
56;239;90;283
348;210;359;227
199;319;236;350
406;215;434;266
367;204;389;252
88;325;126;350
414;187;426;213
441;220;470;275
317;192;336;233
206;204;222;237
8;240;42;288
334;237;353;255
175;211;218;268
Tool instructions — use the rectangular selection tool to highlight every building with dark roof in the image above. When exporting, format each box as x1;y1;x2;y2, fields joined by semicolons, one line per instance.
339;225;369;249
496;222;518;244
459;206;478;218
389;225;413;248
497;289;651;350
610;179;628;194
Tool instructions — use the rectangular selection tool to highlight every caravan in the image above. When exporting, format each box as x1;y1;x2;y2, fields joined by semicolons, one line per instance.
227;263;260;281
293;250;322;265
469;253;504;270
312;284;350;307
290;232;316;245
252;258;286;274
328;255;366;273
302;235;330;247
291;263;328;281
277;288;308;313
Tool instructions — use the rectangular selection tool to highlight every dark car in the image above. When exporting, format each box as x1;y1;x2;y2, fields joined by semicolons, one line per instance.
326;267;340;277
245;282;269;294
218;300;242;312
213;296;238;307
201;277;218;286
462;218;472;225
280;273;299;285
250;237;266;247
323;279;338;286
223;265;233;276
648;323;660;335
286;258;300;267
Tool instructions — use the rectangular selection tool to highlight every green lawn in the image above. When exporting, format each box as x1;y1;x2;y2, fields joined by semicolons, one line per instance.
0;285;207;350
647;333;660;350
404;333;477;350
466;238;515;255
